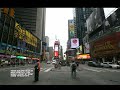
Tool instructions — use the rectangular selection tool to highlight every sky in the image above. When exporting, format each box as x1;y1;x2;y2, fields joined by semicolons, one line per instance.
45;8;117;53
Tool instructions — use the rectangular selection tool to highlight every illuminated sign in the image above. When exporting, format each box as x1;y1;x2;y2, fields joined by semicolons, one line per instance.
71;38;79;48
68;19;75;39
17;56;26;59
15;22;37;47
54;51;58;57
77;54;90;59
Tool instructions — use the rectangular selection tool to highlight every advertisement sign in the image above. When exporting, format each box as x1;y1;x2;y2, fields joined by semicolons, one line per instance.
86;8;105;32
71;38;79;48
15;22;37;47
90;32;120;57
84;43;90;53
77;54;90;59
68;19;75;39
54;45;58;51
54;51;58;57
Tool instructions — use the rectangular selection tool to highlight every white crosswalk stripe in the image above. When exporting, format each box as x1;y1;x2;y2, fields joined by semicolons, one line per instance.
83;67;120;72
0;67;53;73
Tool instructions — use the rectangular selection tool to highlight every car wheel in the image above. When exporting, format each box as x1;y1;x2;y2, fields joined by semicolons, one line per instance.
109;66;112;68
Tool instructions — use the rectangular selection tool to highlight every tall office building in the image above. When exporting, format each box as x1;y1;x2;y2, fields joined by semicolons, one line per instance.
14;8;46;41
45;36;49;52
45;36;49;47
49;47;54;60
74;8;93;45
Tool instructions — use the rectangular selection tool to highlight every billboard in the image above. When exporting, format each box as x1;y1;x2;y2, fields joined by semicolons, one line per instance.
71;38;79;48
76;45;82;55
68;19;75;39
77;54;91;59
104;8;120;31
86;8;105;33
84;43;90;53
54;45;58;51
15;22;37;47
54;51;58;57
90;32;120;57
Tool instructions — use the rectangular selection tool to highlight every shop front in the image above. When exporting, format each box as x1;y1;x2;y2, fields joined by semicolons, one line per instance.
76;54;91;64
90;32;120;63
0;54;11;67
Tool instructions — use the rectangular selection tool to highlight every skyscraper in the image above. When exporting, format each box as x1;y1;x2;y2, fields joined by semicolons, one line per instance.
14;8;46;41
74;8;93;45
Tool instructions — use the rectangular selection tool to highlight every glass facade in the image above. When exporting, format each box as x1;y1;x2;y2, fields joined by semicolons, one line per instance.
75;8;93;45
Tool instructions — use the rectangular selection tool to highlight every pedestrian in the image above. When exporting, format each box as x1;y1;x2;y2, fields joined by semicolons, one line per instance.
34;60;40;82
71;60;77;78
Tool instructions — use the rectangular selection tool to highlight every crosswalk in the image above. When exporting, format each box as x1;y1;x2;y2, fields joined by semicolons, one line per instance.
83;67;120;72
0;67;54;73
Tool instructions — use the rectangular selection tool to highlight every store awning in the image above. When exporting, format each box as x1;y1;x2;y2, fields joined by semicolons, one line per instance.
16;56;26;59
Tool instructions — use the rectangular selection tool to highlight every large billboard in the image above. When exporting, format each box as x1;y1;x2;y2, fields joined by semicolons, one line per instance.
90;32;120;57
71;38;79;48
15;22;37;47
104;8;120;31
86;8;105;33
54;41;60;58
68;19;75;39
77;54;91;59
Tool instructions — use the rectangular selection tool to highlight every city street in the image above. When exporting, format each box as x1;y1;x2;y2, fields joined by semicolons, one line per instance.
0;63;120;85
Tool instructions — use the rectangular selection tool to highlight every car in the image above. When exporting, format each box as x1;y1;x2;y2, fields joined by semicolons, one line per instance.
59;60;66;66
88;61;97;67
87;61;102;67
47;61;51;64
52;60;57;64
101;62;113;68
109;64;120;69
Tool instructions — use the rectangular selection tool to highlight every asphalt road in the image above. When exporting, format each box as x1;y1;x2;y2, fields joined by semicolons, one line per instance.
0;63;120;85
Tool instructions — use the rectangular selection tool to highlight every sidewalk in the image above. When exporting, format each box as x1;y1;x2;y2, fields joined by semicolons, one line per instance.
0;62;47;70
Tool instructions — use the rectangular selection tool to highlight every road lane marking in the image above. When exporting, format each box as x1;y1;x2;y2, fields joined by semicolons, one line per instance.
44;67;53;72
84;68;101;72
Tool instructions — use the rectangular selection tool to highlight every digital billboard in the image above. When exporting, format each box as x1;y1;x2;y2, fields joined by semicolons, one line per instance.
86;8;105;33
68;19;75;39
71;38;79;48
15;22;37;47
77;54;91;59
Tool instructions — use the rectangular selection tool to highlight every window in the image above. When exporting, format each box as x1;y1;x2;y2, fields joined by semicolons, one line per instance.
0;20;3;39
2;24;9;43
8;35;13;45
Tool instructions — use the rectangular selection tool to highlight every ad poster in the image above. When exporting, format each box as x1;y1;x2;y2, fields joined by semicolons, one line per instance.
71;38;79;48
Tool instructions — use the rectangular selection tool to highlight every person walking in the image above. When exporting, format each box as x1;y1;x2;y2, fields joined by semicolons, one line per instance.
34;60;40;82
71;60;77;78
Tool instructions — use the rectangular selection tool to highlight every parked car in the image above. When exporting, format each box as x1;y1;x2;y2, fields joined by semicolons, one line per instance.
88;61;97;67
52;60;57;64
88;61;102;67
101;62;113;68
109;64;120;69
47;61;51;64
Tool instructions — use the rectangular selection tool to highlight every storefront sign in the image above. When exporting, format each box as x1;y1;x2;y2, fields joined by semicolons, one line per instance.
91;32;120;57
77;54;90;59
